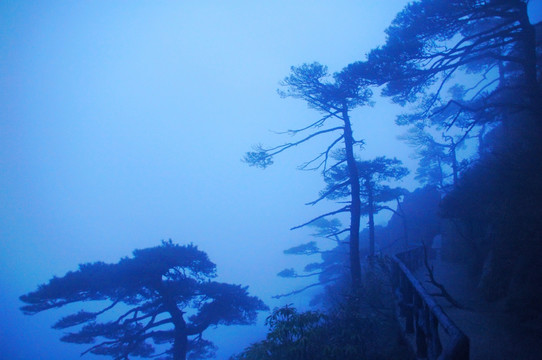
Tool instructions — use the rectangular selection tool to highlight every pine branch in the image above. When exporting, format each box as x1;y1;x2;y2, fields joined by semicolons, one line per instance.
306;180;350;206
272;278;339;299
290;206;350;230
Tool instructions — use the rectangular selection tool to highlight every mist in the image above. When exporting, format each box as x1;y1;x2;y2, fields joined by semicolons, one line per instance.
2;1;542;359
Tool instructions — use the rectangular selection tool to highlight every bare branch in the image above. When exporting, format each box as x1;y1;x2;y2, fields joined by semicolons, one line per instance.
251;126;343;161
324;228;351;241
298;135;344;172
306;180;350;206
290;206;350;230
272;278;339;299
275;110;341;135
379;205;403;217
81;339;120;356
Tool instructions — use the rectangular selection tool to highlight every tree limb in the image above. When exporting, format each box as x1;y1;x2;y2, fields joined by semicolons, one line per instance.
290;206;350;230
272;278;339;299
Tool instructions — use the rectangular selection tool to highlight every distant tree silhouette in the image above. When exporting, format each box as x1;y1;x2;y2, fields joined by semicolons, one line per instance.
244;62;372;293
20;241;267;360
275;219;346;300
320;156;409;256
275;157;408;302
398;126;466;191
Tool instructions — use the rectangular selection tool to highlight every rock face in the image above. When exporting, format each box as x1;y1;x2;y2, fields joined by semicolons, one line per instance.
477;250;508;302
370;182;542;321
376;185;441;256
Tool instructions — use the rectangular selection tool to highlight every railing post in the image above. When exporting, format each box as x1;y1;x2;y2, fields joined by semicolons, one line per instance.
430;312;443;358
446;334;470;360
391;247;469;360
403;274;414;334
414;294;428;358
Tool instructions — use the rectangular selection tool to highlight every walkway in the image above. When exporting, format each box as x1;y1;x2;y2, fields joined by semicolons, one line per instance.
414;256;542;360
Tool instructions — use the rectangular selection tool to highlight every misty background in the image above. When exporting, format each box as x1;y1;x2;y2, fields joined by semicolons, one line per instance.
2;1;541;359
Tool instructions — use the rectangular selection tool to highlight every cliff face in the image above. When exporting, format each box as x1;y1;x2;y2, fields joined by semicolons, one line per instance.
369;186;442;256
437;114;542;318
372;180;541;320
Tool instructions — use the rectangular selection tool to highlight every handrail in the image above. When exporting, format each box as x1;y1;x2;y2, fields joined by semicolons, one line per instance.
390;247;469;360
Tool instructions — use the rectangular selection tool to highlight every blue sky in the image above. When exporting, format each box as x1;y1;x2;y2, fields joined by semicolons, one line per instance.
2;1;541;359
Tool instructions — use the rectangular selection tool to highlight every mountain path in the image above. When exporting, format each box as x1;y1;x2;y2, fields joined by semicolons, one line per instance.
413;256;542;360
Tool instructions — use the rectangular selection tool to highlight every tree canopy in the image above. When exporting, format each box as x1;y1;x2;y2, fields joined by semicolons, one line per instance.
358;0;539;106
20;241;268;360
347;0;541;191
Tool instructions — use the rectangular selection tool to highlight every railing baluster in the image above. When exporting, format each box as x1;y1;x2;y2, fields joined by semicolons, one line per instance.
390;247;469;360
404;274;414;334
414;293;428;358
430;312;443;358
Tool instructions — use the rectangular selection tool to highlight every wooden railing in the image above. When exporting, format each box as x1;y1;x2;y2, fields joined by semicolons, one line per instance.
390;247;469;360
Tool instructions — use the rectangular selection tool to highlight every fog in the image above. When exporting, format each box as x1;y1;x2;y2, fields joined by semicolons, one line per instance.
3;1;541;359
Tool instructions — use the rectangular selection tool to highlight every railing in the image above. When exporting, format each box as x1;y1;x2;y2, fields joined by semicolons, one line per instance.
390;247;469;360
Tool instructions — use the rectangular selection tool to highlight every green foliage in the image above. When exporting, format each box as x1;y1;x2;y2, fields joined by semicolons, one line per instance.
234;263;413;360
231;304;362;360
264;305;326;356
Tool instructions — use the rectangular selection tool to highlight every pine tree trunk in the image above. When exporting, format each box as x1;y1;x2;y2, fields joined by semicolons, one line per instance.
451;146;458;187
517;1;540;110
172;327;188;360
342;107;362;292
368;184;375;257
161;291;188;360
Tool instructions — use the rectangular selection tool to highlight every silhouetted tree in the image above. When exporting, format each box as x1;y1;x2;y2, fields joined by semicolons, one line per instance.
275;157;407;302
320;157;409;256
244;62;372;293
355;0;540;113
399;126;467;191
20;241;268;360
347;0;541;180
355;0;542;319
275;219;347;300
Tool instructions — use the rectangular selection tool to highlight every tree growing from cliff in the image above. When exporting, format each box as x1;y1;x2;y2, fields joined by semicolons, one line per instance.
399;126;466;191
20;241;268;360
350;0;542;315
347;0;541;184
244;62;372;293
355;0;540;115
